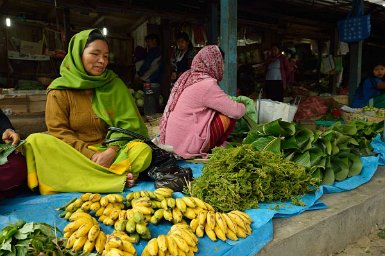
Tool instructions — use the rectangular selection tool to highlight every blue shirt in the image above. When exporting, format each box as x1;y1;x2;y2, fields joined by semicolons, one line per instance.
351;77;383;108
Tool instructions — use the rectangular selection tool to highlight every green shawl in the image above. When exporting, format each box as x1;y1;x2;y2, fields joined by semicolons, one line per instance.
49;29;148;138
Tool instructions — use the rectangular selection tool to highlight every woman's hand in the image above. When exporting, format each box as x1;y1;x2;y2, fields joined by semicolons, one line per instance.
2;129;20;145
91;148;117;168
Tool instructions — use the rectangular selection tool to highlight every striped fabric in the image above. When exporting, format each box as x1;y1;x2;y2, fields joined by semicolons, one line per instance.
207;113;236;150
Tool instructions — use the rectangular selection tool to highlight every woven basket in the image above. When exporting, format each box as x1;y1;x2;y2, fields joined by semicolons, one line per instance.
341;109;385;123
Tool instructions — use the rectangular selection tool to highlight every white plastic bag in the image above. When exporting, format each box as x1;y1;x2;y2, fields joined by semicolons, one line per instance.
255;99;299;123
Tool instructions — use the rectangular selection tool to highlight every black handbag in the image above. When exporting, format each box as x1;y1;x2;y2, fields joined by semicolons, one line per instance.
104;127;192;191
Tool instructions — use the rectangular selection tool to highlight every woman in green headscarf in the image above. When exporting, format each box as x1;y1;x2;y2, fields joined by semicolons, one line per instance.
24;29;152;194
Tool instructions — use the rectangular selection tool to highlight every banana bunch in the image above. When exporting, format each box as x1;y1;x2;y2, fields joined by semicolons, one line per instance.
102;231;137;256
176;196;215;220
97;194;125;226
115;209;152;240
190;210;253;241
64;211;106;253
142;223;198;256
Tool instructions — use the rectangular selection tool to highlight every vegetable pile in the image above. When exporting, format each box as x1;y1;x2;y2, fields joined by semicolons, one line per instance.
188;145;319;212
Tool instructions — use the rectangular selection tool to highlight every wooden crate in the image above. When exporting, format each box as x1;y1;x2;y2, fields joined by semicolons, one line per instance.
28;94;46;113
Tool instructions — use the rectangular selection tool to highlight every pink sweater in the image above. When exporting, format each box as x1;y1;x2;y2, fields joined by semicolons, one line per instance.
164;78;246;159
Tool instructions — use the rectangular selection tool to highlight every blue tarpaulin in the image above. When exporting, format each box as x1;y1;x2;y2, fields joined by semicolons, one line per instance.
0;135;384;255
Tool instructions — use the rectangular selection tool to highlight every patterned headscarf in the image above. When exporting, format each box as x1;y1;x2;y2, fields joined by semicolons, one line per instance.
159;45;224;143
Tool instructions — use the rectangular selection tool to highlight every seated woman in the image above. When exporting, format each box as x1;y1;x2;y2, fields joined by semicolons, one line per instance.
0;109;27;199
351;62;385;108
159;45;246;159
24;29;152;194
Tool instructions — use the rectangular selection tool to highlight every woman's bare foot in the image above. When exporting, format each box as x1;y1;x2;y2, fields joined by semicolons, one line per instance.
126;172;135;188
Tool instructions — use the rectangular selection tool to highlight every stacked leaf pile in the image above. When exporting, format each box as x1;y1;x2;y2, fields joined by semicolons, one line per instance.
188;145;318;212
243;119;383;185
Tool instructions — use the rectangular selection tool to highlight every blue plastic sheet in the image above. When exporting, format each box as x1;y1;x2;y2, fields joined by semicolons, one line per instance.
1;136;385;255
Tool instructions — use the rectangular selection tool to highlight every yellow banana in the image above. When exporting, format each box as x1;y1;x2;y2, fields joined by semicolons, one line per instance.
105;194;116;203
163;209;173;222
205;222;217;241
88;224;101;242
76;222;93;238
113;194;124;203
170;234;190;253
232;210;253;223
133;199;152;208
135;223;148;235
65;233;77;249
106;235;124;248
172;207;183;223
206;211;216;230
125;209;134;220
166;235;179;256
100;196;110;207
133;191;142;199
118;210;127;220
156;234;168;253
221;213;237;234
64;211;73;219
145;238;159;256
214;223;227;241
129;233;140;244
99;215;107;222
80;201;92;211
204;202;215;212
140;190;150;198
65;202;77;213
72;235;88;252
133;210;144;223
181;197;196;208
170;229;197;246
225;229;238;241
69;211;93;222
103;216;115;226
63;218;88;233
215;212;227;234
125;219;136;233
189;218;199;231
121;239;136;254
110;209;121;221
191;197;207;210
63;231;73;238
183;208;197;219
134;205;154;215
175;198;187;213
153;193;165;202
245;223;252;235
154;187;173;197
95;206;105;217
103;206;118;216
147;191;156;199
195;225;204;238
80;193;92;201
89;193;101;202
160;199;168;210
167;198;176;208
114;219;128;232
72;198;84;208
235;225;247;238
152;209;165;224
95;231;107;253
177;247;187;256
227;212;247;230
83;239;95;253
141;246;151;256
104;248;129;256
90;201;101;212
151;201;162;209
198;210;207;226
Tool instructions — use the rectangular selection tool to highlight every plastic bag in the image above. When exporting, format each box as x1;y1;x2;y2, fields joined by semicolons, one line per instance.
255;99;299;123
148;165;193;192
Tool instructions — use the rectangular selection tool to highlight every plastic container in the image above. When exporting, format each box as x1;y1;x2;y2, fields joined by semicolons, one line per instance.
143;83;160;115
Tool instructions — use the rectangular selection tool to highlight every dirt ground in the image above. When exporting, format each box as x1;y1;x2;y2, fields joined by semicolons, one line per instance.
331;225;385;256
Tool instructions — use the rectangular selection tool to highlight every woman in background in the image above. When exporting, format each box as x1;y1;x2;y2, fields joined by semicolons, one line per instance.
160;45;246;159
170;32;195;83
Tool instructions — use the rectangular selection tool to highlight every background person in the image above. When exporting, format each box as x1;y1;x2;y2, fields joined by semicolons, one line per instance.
0;109;27;199
352;61;385;108
159;45;246;159
264;44;290;102
137;34;162;83
24;29;152;194
170;32;195;83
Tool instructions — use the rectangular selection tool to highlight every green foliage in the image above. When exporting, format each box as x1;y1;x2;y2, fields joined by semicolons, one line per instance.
188;145;319;212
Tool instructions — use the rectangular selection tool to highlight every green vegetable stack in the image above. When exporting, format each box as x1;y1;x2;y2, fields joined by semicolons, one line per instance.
188;145;319;212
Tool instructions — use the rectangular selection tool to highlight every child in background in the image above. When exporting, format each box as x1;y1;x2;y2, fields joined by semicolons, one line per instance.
351;62;385;108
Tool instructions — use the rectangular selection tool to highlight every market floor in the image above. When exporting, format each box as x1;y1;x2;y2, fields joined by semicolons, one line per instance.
332;225;385;256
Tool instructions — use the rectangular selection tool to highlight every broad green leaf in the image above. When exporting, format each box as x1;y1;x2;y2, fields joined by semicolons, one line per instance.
295;128;313;149
284;151;296;161
243;130;264;144
293;151;311;169
17;223;34;234
260;119;284;136
312;169;322;180
322;167;335;185
281;136;299;150
332;157;349;181
338;152;363;177
309;148;325;166
279;121;296;136
331;140;340;155
251;136;281;154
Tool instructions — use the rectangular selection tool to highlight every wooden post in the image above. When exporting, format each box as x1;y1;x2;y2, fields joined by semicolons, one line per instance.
220;0;237;96
348;41;363;104
208;2;218;44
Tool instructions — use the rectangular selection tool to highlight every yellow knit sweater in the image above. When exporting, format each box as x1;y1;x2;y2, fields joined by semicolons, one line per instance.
45;89;108;159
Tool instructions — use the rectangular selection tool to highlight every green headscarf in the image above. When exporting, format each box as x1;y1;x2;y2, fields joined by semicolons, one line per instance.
49;29;148;138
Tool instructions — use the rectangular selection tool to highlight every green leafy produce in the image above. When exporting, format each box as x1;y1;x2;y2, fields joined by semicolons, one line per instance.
0;220;96;256
188;145;319;212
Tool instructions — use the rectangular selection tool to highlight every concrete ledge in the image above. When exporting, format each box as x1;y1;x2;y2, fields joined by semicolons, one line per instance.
258;167;385;256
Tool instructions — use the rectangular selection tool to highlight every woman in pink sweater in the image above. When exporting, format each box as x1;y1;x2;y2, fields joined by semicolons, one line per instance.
159;45;246;159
